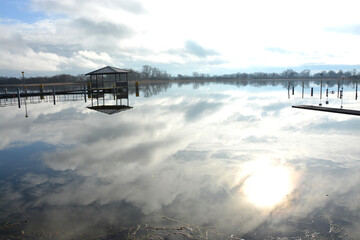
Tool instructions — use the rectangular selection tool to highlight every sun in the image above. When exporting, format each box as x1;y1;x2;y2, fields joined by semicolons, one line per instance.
241;162;294;208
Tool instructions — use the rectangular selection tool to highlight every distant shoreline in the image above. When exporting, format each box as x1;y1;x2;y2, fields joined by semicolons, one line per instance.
0;78;352;87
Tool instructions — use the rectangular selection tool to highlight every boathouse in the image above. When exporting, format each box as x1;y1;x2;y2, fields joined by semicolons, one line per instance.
85;66;133;114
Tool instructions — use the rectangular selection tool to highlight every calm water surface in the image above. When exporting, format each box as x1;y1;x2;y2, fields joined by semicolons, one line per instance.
1;80;360;239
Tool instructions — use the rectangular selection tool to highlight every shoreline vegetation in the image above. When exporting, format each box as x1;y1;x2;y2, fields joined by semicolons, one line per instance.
0;66;359;86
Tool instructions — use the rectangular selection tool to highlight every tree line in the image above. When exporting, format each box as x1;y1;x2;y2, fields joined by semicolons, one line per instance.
0;66;359;85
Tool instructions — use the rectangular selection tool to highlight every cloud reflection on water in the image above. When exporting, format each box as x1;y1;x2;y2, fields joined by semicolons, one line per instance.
1;82;360;238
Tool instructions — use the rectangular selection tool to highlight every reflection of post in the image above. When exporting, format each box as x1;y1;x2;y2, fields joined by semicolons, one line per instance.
337;80;340;98
326;88;329;104
136;81;139;97
320;81;322;99
287;82;290;99
292;86;294;95
355;81;358;100
311;87;313;97
302;82;304;98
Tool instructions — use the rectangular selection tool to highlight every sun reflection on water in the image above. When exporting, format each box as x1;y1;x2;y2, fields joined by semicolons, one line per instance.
241;160;296;208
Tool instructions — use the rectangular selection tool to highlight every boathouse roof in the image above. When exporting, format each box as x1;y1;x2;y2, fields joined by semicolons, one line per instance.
87;105;133;115
85;66;130;76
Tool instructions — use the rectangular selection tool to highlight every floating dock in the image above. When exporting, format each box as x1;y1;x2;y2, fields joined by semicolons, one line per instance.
292;105;360;116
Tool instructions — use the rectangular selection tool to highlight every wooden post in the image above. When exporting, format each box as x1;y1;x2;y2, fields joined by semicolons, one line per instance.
311;87;313;97
356;81;358;100
113;83;116;100
292;86;294;95
40;84;44;100
84;85;87;102
96;75;99;106
136;81;139;97
102;75;105;106
53;86;56;105
17;87;21;108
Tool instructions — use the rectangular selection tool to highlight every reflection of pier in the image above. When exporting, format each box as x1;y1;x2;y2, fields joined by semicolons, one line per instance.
86;66;133;115
0;66;133;115
0;83;87;107
292;105;360;116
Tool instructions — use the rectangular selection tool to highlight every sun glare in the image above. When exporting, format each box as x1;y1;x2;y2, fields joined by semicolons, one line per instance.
241;161;294;208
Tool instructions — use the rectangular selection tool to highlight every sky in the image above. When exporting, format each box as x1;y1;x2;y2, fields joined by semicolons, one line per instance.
1;0;360;77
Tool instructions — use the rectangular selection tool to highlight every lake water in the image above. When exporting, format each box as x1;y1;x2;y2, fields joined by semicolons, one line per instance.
1;80;360;239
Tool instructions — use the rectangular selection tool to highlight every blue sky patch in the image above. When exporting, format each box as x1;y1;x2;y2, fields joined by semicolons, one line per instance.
0;0;46;23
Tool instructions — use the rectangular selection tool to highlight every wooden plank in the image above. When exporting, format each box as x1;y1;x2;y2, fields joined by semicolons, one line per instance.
292;105;360;116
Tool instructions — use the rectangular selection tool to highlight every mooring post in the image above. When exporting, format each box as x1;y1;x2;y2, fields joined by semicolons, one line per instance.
319;80;323;107
84;85;87;102
96;75;99;106
136;81;139;97
113;83;116;100
311;87;313;97
91;83;94;107
17;87;21;108
40;84;44;100
53;86;56;105
292;86;294;95
356;81;358;100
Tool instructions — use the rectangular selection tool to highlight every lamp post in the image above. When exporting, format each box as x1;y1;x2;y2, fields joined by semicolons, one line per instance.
22;71;28;118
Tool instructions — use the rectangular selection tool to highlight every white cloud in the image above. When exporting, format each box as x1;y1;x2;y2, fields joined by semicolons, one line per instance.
1;0;360;75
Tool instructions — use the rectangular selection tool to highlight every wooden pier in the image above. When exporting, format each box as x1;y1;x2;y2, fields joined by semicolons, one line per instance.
292;105;360;116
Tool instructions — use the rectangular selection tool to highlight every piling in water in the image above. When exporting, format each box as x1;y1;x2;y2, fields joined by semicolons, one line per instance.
356;81;358;100
17;88;21;108
84;85;87;102
136;82;139;97
53;86;56;105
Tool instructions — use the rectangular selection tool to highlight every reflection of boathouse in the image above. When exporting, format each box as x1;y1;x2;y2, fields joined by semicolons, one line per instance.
85;66;133;115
